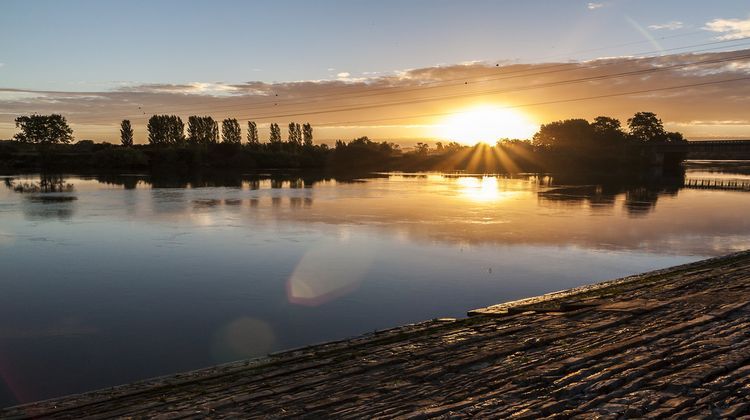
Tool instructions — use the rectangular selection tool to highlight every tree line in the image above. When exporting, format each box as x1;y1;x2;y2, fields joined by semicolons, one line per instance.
5;111;685;174
131;115;314;147
531;112;684;149
8;113;315;147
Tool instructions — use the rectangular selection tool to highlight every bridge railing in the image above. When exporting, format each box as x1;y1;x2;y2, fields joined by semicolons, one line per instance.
682;177;750;191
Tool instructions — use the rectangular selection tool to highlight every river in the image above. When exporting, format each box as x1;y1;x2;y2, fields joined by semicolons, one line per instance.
1;161;749;406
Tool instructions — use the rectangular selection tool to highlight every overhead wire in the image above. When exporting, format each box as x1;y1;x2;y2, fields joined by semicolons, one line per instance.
28;35;742;122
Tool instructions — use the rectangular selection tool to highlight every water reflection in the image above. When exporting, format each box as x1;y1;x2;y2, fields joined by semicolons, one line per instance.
6;174;74;194
4;175;77;221
6;167;750;250
2;163;750;407
538;182;680;217
457;176;520;202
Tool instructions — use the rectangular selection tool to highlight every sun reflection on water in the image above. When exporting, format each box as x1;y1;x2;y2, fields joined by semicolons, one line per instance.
456;176;519;202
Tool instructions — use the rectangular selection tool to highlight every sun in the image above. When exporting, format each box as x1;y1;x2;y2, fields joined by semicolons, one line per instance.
436;105;538;145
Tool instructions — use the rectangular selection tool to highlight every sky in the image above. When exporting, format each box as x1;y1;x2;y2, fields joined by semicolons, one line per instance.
1;0;750;144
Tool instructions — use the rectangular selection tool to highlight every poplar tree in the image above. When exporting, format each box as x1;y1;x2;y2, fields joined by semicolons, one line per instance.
120;119;134;147
247;121;259;144
269;123;282;143
302;123;313;146
222;118;242;144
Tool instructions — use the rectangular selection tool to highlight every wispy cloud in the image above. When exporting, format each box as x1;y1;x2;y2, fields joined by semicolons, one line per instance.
336;72;351;79
118;82;243;97
2;51;750;141
704;16;750;40
587;3;604;10
0;90;48;101
649;21;684;31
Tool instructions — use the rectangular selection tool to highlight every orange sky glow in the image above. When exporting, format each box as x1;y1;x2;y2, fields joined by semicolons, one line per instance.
2;50;750;145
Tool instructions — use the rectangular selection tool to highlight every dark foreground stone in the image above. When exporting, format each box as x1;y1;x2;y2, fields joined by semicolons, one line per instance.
4;251;750;419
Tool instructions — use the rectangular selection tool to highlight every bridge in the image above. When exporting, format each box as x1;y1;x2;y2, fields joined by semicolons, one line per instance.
654;139;750;163
682;177;750;191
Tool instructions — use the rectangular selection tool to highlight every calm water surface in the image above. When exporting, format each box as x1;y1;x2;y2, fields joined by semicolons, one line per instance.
2;162;750;406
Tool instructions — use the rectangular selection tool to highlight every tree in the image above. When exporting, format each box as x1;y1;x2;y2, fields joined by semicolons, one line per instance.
187;116;219;145
665;131;686;143
120;119;134;147
147;116;165;145
222;118;242;144
591;116;626;144
247;121;259;144
413;142;429;154
592;116;622;134
302;123;313;146
14;114;74;144
269;123;282;143
532;119;594;149
288;122;302;145
148;115;185;145
627;112;666;142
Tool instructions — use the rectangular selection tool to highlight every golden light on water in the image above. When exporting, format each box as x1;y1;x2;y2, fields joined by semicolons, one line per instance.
435;105;538;144
457;176;518;202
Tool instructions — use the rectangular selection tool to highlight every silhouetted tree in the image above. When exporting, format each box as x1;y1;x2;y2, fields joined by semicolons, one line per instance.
413;142;429;154
288;122;302;145
302;122;313;146
187;116;219;145
591;116;626;144
120;119;134;147
665;131;685;143
592;116;622;134
14;114;74;144
148;115;185;145
532;119;594;149
148;115;167;145
222;118;242;144
269;123;282;143
247;121;259;144
627;112;666;142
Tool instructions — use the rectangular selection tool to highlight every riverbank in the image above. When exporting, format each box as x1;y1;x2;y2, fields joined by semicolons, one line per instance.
4;250;750;418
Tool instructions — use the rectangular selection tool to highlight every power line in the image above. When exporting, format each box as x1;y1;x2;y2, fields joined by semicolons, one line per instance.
5;36;749;130
311;76;750;127
184;51;750;121
27;37;750;123
108;37;750;118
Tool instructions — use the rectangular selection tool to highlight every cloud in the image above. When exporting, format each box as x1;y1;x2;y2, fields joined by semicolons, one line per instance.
587;2;603;10
649;21;684;31
334;71;371;83
704;16;750;40
0;90;50;101
2;50;750;142
117;82;242;97
684;120;750;125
